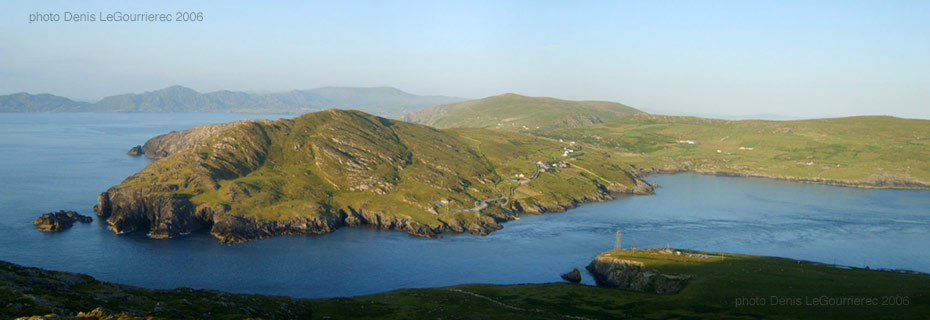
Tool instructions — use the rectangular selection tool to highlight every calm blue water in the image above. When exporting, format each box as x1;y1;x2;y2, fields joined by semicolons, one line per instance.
1;113;929;298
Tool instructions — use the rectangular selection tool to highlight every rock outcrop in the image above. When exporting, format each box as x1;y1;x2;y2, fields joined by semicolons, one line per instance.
140;120;271;159
126;145;143;156
586;256;690;294
32;210;92;232
560;268;582;283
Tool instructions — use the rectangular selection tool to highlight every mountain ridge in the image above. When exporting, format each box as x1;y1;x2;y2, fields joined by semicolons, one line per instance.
0;86;464;117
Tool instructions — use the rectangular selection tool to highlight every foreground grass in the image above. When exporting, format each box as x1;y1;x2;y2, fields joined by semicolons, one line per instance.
4;249;928;319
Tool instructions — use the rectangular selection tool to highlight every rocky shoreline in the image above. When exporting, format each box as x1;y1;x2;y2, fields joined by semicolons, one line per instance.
95;179;653;243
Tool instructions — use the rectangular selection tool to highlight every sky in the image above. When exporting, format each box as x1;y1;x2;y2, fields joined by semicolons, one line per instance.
1;0;928;119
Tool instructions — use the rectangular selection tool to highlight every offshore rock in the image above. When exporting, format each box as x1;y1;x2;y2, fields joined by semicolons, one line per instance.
32;210;92;232
126;145;143;156
560;268;582;283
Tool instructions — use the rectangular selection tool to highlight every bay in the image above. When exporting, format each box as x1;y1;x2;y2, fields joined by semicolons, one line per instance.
1;113;928;298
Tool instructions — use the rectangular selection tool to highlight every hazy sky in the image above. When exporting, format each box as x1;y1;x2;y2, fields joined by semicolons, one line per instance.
2;0;928;118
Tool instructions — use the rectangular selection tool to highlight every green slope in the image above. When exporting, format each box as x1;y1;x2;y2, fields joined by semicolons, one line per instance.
98;109;650;242
543;114;930;188
4;249;928;319
401;93;643;131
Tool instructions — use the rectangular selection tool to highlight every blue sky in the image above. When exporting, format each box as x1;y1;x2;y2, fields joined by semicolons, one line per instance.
2;0;928;118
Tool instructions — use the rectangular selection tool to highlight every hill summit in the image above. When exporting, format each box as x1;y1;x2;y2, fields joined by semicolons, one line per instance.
400;93;643;130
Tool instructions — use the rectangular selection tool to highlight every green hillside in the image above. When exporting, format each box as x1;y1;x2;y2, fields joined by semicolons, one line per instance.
400;93;643;131
96;109;650;242
4;248;927;319
543;114;930;188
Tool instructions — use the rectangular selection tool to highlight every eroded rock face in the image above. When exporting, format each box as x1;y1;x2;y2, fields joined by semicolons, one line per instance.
94;189;515;243
585;256;691;294
32;210;92;232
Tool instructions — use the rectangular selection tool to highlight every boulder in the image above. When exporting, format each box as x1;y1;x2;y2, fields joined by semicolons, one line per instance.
126;145;143;156
560;268;582;283
32;210;92;232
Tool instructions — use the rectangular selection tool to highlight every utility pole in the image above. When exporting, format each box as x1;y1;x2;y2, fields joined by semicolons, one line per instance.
615;230;622;250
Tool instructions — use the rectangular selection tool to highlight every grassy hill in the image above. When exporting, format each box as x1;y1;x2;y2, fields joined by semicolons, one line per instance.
4;248;927;319
400;93;643;131
97;109;650;242
543;114;930;189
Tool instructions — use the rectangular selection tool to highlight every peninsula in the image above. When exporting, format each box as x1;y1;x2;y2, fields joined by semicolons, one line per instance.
96;109;652;242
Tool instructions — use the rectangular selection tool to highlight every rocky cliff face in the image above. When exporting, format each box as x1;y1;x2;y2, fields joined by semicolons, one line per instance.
99;109;652;243
586;256;691;294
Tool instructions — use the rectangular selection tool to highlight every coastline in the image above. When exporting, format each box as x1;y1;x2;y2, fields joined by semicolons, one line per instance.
638;166;930;191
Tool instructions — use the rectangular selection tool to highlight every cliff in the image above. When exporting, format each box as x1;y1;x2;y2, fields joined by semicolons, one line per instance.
98;109;651;243
586;255;691;294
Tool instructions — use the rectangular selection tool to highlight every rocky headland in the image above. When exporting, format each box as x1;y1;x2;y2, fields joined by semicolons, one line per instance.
32;210;92;232
586;252;691;294
100;109;652;243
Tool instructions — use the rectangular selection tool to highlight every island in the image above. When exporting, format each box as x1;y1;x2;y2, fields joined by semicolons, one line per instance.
96;109;653;242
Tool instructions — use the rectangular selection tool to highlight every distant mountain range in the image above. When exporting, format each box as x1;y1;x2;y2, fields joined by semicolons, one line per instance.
400;93;644;130
0;86;464;117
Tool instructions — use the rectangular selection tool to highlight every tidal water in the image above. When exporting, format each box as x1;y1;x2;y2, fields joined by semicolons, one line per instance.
1;113;929;298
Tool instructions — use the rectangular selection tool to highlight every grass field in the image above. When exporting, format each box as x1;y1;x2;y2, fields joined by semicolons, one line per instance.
5;248;928;319
544;114;930;188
